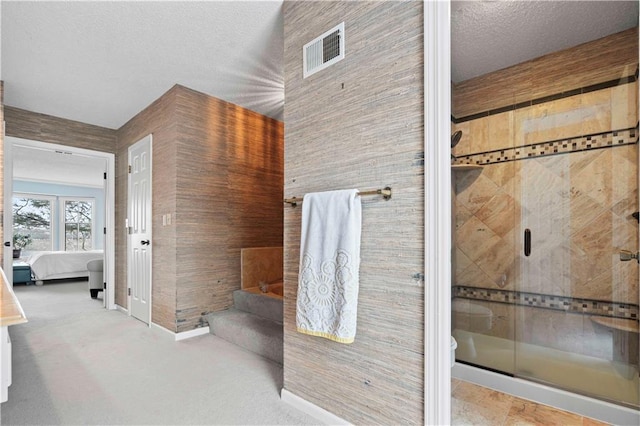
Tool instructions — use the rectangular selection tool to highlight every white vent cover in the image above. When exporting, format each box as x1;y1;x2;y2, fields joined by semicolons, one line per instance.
303;22;345;78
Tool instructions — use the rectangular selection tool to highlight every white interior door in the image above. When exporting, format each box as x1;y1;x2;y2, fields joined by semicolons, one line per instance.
128;135;152;325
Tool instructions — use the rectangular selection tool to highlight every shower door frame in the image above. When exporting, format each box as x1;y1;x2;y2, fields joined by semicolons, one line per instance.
424;2;452;425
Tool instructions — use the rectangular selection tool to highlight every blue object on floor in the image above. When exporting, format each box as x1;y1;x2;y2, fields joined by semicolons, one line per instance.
13;261;32;284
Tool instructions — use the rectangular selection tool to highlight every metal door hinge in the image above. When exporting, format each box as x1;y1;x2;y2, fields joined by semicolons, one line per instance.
104;172;107;180
103;227;106;235
128;288;131;296
128;165;132;173
103;282;107;290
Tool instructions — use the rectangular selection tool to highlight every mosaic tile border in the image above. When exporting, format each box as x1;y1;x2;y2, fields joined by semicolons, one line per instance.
452;126;638;166
453;285;639;320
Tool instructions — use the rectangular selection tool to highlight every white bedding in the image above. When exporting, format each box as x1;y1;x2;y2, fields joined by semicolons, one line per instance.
25;250;104;281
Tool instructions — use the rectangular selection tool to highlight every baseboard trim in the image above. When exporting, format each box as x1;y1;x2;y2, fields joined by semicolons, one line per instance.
150;322;210;341
175;327;210;341
115;304;128;314
281;388;351;425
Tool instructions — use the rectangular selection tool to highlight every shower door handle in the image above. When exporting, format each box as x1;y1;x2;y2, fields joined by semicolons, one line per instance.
524;229;531;257
619;250;639;263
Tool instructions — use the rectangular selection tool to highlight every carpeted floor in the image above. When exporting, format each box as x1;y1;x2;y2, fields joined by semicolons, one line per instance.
1;280;319;425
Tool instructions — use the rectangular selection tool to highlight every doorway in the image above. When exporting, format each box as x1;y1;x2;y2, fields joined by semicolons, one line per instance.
3;136;116;310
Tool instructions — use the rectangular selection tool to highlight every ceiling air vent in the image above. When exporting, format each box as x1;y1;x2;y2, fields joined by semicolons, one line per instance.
303;22;345;79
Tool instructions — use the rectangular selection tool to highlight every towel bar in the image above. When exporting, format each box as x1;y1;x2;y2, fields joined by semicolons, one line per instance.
284;187;392;207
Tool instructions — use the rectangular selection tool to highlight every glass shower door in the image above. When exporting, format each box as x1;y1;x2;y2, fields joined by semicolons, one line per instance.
452;104;518;376
514;80;640;408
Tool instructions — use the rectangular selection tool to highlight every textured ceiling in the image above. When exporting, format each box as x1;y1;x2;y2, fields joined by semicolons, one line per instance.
452;1;639;83
1;1;638;133
2;1;284;129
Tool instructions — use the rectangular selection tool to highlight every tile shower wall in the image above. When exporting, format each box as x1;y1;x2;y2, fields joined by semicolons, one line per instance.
452;72;639;363
453;82;639;306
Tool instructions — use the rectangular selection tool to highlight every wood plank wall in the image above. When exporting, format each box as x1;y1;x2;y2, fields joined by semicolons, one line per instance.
115;86;179;328
453;27;638;119
174;86;283;332
4;106;117;153
283;2;424;424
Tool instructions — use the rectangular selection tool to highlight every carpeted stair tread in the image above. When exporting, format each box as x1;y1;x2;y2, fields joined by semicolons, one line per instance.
232;290;283;323
206;309;283;364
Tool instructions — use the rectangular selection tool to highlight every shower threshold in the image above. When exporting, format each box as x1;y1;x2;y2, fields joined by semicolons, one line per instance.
452;330;639;424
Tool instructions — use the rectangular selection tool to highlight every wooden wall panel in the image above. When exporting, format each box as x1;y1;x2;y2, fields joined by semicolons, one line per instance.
453;27;639;119
4;106;117;152
283;2;424;424
116;86;178;330
174;86;283;332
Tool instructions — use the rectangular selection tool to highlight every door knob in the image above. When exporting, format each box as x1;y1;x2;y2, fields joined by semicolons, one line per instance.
141;240;150;246
619;250;638;263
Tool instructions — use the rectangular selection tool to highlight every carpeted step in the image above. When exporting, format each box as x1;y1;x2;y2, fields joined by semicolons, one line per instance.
232;290;283;323
205;309;283;364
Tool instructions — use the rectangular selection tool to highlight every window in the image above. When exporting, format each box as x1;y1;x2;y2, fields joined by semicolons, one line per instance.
62;198;94;251
12;195;55;251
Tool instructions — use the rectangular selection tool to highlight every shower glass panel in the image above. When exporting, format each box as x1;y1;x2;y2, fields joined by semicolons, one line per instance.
452;96;518;376
452;53;639;410
515;71;640;408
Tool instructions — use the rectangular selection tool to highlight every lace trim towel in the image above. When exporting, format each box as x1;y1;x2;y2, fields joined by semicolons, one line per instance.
296;189;362;344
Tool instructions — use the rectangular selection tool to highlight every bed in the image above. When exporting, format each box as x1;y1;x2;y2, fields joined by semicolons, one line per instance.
24;250;104;284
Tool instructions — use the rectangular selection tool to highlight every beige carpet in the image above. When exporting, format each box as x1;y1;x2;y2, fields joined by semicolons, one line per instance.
1;280;318;425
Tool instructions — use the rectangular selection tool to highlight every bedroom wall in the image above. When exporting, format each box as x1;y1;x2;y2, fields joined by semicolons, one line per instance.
13;180;106;250
283;2;424;424
116;84;283;333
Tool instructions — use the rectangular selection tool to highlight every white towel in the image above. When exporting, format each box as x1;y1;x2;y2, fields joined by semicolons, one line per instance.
296;189;362;344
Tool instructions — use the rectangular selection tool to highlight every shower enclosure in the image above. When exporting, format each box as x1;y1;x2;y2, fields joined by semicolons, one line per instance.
451;27;640;409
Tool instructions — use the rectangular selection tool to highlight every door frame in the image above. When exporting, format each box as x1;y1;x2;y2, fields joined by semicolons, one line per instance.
3;136;116;310
424;1;451;425
127;134;152;326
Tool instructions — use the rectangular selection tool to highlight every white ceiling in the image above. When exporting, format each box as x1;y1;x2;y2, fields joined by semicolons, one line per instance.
2;1;639;186
2;1;284;129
